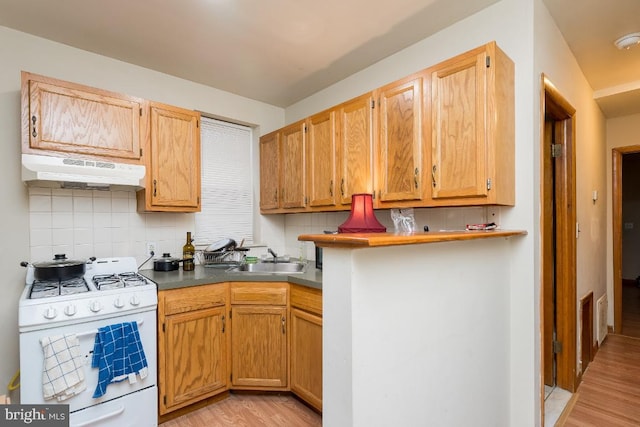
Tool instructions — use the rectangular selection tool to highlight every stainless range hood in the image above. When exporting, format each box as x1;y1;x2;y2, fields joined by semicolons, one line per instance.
22;153;146;189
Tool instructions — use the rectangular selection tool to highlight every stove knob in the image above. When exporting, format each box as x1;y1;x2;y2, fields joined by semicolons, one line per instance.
44;307;58;320
130;295;141;306
90;301;102;313
114;298;125;309
64;304;77;316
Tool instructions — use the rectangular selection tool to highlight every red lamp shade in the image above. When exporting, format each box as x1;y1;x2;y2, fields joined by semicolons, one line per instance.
338;193;386;233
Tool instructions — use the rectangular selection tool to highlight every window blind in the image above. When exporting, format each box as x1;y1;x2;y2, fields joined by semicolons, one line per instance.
195;117;254;247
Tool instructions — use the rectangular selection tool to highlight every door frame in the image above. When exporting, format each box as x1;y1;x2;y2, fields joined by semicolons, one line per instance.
612;146;640;333
540;75;578;411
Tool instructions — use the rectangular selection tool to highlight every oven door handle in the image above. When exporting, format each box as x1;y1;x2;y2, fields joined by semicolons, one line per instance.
70;405;125;427
76;319;144;338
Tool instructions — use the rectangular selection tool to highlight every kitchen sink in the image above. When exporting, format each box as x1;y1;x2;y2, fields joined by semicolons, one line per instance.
229;262;306;274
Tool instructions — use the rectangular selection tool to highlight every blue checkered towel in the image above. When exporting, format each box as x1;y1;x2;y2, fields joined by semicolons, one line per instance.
91;322;148;398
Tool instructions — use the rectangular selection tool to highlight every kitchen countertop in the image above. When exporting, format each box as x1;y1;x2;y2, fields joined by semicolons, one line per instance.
299;229;527;248
140;264;322;291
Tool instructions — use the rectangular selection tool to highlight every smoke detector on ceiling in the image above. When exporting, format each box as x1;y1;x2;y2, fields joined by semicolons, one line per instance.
614;32;640;50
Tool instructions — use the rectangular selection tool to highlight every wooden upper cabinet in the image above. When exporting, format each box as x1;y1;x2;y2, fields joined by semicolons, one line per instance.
259;130;281;211
375;74;424;205
280;121;307;210
258;41;514;213
137;102;201;212
307;109;337;209
21;71;143;162
336;93;374;206
429;41;514;206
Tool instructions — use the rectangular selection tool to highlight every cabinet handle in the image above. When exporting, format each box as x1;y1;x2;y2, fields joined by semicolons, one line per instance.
222;315;226;333
31;115;37;138
153;179;157;196
340;179;345;198
329;180;333;197
431;165;437;188
274;189;278;203
281;316;286;334
414;168;419;189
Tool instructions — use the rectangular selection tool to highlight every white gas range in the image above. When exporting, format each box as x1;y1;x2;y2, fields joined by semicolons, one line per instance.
19;257;158;427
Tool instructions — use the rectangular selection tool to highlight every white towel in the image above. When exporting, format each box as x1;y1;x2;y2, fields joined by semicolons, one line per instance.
41;334;86;401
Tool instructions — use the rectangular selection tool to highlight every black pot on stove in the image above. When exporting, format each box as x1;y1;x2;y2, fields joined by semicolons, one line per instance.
20;254;96;282
153;253;184;271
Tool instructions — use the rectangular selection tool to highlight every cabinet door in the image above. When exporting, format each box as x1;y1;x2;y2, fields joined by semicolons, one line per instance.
280;121;307;209
337;93;374;206
307;110;337;208
259;131;281;211
376;75;423;203
23;72;143;161
161;306;228;414
147;102;201;211
430;50;488;200
290;308;323;411
231;306;288;389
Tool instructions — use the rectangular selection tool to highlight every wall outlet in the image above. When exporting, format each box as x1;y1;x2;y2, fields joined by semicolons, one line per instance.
146;242;156;255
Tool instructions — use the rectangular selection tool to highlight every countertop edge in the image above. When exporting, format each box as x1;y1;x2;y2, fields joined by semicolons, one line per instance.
298;229;527;248
141;265;322;292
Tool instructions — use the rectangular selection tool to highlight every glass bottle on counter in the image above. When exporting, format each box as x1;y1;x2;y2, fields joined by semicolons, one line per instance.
182;232;195;271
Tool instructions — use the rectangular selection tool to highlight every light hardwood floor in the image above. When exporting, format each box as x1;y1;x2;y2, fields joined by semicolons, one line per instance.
559;334;640;426
161;393;322;427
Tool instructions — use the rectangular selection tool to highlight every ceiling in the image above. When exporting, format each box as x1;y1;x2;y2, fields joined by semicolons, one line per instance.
543;0;640;117
0;0;638;116
0;0;498;107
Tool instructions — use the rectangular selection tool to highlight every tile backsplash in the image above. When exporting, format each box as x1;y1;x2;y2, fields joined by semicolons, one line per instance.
27;186;194;266
27;186;494;266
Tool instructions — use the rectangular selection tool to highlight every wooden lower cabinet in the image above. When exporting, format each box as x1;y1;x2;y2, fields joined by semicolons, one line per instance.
230;305;288;389
158;284;229;415
290;284;323;411
230;282;288;389
290;308;323;411
159;281;322;416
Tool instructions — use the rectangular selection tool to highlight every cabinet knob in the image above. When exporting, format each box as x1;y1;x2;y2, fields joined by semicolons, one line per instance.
414;168;419;189
153;179;157;197
31;115;37;138
340;179;345;198
281;316;286;334
329;180;333;197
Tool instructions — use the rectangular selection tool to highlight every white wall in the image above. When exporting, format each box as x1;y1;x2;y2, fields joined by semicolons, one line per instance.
323;238;515;426
285;0;540;424
0;25;286;400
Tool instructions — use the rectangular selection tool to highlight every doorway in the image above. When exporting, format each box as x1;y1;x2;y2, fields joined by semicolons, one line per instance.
540;75;578;411
613;148;640;337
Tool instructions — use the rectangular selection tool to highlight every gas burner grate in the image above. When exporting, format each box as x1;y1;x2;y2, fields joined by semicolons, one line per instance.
29;277;90;299
119;272;149;288
92;272;152;290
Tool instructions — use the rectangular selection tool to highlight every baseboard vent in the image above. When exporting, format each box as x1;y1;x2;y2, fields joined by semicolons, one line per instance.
597;294;608;345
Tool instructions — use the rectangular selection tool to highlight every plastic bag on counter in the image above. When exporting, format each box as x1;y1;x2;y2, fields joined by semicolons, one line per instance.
391;208;416;233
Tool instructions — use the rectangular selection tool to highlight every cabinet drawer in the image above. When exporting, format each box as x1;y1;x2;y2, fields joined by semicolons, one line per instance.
162;283;227;315
290;285;322;316
230;282;288;306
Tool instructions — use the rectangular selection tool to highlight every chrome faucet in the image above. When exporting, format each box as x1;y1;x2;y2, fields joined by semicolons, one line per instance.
267;248;278;263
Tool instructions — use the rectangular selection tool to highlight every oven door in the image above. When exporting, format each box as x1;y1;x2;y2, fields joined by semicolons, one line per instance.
19;309;157;415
